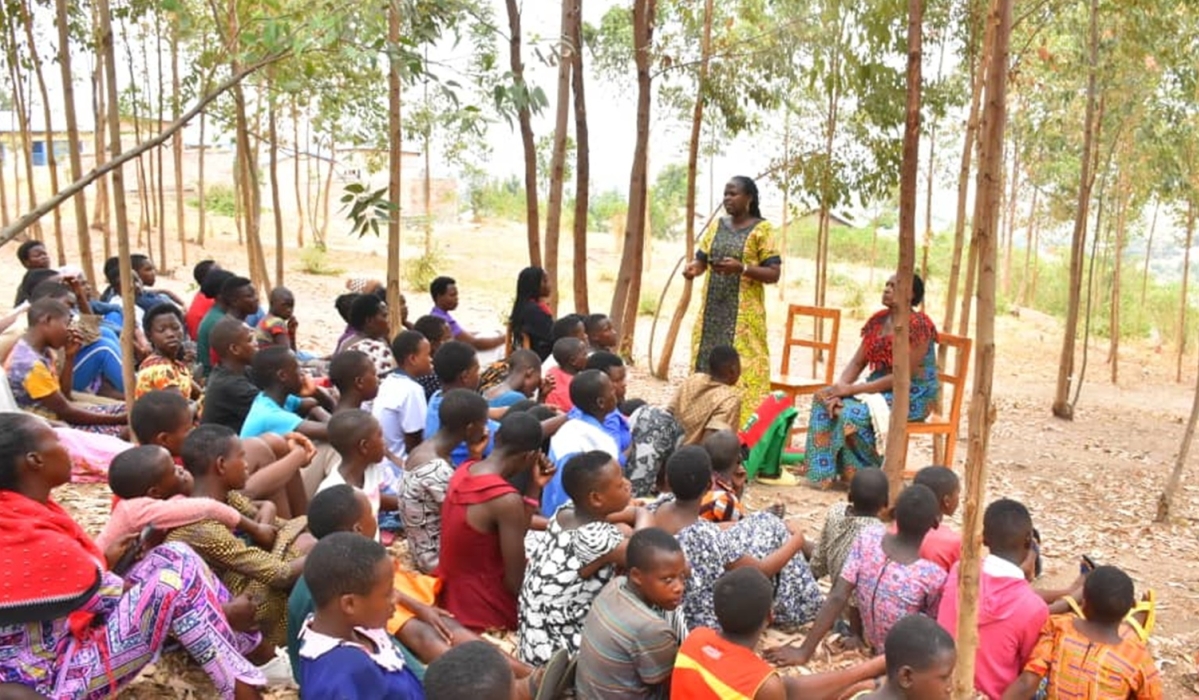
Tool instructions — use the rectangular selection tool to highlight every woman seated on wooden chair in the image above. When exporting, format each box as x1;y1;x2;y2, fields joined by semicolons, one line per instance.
803;274;938;489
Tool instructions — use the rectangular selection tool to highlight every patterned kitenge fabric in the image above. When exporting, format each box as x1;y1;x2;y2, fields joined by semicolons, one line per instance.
804;310;940;484
690;217;780;425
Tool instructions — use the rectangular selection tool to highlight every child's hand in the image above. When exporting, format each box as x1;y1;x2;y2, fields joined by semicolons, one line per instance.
410;602;454;644
764;644;811;667
784;518;805;540
287;316;298;336
532;454;557;490
467;427;490;460
285;432;316;462
539;373;556;398
222;594;260;633
255;501;277;525
248;521;278;549
64;329;83;358
299;372;317;397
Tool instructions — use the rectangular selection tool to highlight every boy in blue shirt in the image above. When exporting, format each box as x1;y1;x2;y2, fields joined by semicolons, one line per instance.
240;346;334;441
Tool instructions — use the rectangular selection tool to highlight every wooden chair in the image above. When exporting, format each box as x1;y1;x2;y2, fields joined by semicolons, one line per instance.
771;305;842;404
902;332;971;472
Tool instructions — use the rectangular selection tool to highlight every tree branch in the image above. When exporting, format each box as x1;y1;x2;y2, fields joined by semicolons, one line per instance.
0;51;291;246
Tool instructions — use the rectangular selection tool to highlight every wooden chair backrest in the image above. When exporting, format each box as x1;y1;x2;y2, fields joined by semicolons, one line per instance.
779;304;841;384
934;332;972;421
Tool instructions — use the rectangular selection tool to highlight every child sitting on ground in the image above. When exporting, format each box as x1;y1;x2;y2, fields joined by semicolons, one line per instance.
424;642;517;700
329;349;380;413
402;389;490;574
372;330;433;465
317;409;399;528
853;615;958;700
1002;565;1162;700
413;314;452;400
541;315;587;371
698;429;749;523
575;528;689;700
906;465;962;571
584;313;617;354
168;424;314;648
668;345;742;445
287;486;533;688
543;337;588;412
437;412;550;632
585;352;628;404
810;468;889;581
938;498;1048;699
296;533;424;699
240;346;334;441
96;444;275;551
519;450;653;665
200;316;261;432
5;298;127;436
425;341;492;465
542;369;623;516
131;389;313;518
654;446;823;632
136;303;201;401
256;286;298;350
768;484;947;666
671;568;887;700
484;349;546;408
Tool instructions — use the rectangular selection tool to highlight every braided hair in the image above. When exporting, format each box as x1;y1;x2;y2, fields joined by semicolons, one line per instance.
731;175;762;219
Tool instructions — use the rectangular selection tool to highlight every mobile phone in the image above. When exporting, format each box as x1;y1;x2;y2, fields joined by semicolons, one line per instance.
113;524;159;575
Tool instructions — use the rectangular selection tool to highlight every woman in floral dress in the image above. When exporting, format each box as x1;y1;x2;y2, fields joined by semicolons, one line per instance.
683;176;781;425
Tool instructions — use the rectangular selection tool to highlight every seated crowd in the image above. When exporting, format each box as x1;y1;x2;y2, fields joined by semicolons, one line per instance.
0;247;1162;700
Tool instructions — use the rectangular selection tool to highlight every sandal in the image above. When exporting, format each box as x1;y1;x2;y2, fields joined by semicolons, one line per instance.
758;472;798;487
534;648;573;700
1124;590;1156;643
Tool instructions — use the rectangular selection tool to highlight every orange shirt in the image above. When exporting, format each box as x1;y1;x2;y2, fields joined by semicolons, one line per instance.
671;627;775;700
1024;615;1162;700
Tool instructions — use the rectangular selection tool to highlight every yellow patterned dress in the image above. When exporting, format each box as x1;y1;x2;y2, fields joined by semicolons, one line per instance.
690;217;781;425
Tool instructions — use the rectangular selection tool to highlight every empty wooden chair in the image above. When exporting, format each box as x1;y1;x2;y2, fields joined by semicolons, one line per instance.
902;332;971;472
771;305;841;405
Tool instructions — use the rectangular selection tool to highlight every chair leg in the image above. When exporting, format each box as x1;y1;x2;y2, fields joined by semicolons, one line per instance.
944;431;957;467
932;434;945;466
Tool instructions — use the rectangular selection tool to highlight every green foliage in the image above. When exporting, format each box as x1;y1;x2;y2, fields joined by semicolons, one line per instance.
589;189;628;232
341;182;394;239
638;293;659;316
188;184;237;218
472;176;527;221
299;246;344;276
405;248;447;292
648;163;689;240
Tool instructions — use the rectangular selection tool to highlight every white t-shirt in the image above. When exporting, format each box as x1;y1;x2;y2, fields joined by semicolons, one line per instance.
316;463;386;541
371;372;427;468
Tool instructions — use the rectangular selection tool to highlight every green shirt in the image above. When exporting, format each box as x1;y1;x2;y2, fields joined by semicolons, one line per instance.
195;306;227;377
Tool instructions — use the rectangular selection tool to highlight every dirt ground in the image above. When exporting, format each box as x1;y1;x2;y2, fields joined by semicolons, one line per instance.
6;200;1199;698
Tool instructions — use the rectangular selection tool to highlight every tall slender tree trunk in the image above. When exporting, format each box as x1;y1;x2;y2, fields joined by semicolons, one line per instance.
55;0;95;286
814;17;845;316
292;98;305;248
268;72;285;285
3;21;42;240
0;136;8;227
227;0;269;292
780;118;790;302
654;0;713;379
1052;0;1101;420
197;109;207;246
943;0;992;335
922;42;946;282
319;136;335;246
96;0;137;407
1176;204;1195;384
171;20;186;266
90;46;111;258
385;0;404;333
1157;346;1199;522
544;0;577;312
569;0;590;316
155;9;167;270
1108;173;1127;385
610;0;657;357
953;0;1011;692
20;0;66;263
1141;199;1159;306
882;0;924;502
505;0;541;267
1018;186;1039;306
1002;136;1020;297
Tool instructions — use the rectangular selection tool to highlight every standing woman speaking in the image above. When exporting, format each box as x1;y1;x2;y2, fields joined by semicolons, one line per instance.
683;176;781;424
